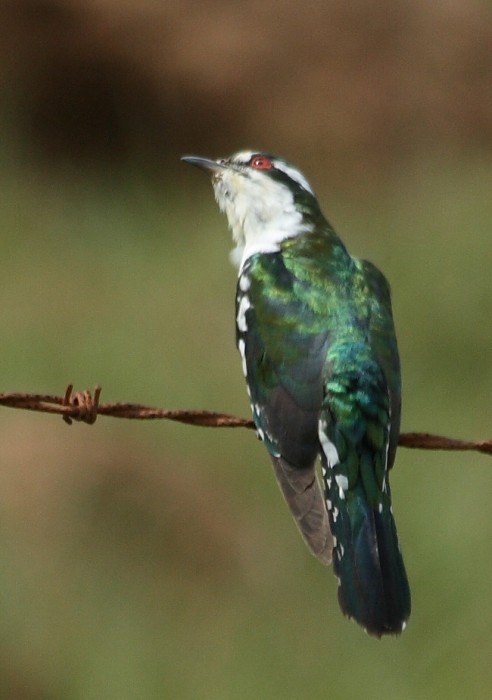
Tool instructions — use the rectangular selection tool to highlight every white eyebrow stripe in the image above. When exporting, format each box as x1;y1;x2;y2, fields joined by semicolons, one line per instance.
229;152;315;196
231;150;256;163
272;160;314;195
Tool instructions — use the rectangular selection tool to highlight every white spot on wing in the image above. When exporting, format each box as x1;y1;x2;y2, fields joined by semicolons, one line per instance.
239;275;251;292
335;474;348;500
237;338;248;377
236;294;251;332
318;420;340;468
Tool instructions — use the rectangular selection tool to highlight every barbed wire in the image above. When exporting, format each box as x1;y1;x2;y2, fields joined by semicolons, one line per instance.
0;384;491;456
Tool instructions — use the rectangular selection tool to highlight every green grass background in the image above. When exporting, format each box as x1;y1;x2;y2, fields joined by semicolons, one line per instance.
0;152;491;699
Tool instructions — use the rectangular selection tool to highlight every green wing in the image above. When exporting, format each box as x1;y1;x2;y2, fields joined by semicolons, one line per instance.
237;252;330;468
356;258;401;468
236;251;333;563
321;258;409;635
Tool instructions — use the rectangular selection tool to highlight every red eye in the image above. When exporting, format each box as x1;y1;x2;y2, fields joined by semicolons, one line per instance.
250;155;273;170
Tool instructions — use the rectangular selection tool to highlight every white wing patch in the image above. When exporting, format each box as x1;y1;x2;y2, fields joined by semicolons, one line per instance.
239;274;251;292
335;474;349;500
318;420;340;468
236;294;251;332
237;338;248;378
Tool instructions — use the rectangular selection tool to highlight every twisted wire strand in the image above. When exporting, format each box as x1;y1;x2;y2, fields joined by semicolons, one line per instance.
0;384;491;455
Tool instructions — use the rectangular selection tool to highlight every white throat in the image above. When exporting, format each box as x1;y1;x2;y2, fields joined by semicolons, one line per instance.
212;168;313;270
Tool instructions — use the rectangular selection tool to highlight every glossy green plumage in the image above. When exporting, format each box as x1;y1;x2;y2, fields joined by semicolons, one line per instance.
237;219;410;636
183;150;410;636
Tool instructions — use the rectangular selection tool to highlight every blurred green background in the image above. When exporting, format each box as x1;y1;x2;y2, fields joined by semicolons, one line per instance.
0;1;492;698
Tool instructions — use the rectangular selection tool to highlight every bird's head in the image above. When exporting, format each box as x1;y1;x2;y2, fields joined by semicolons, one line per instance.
182;150;320;267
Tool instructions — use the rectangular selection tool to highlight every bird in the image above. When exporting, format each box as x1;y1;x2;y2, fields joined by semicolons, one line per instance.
181;150;411;637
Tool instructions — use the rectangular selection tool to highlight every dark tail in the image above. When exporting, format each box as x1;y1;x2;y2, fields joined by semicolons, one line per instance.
269;455;333;565
322;462;411;637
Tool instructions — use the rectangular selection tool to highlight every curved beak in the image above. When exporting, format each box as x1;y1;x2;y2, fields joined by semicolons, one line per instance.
181;155;226;174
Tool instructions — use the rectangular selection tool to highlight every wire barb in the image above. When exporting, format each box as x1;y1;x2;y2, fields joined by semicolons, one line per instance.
62;384;101;425
0;384;490;456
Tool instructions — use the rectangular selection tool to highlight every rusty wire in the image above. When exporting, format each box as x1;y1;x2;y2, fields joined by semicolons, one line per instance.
0;384;491;456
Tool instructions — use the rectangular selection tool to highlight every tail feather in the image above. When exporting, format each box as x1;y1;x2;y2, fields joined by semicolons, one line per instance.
270;455;333;565
323;462;410;637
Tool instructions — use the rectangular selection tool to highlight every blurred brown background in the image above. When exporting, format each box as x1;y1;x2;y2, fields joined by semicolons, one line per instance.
1;0;491;179
0;1;491;699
